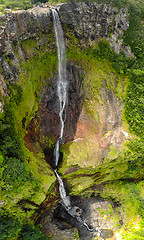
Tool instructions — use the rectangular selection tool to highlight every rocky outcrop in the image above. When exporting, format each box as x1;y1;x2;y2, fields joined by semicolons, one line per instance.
0;2;133;84
0;7;53;85
0;7;52;56
58;2;133;55
37;193;118;240
26;62;83;151
0;3;136;240
0;2;133;140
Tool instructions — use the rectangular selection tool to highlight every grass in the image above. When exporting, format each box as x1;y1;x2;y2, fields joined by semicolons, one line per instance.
12;37;57;136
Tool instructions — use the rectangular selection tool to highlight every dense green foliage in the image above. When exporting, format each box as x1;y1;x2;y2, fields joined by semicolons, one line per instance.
0;0;144;239
0;36;57;240
0;212;21;240
0;102;34;189
0;211;50;240
0;0;47;12
0;102;51;239
0;0;32;11
125;72;144;138
87;39;144;139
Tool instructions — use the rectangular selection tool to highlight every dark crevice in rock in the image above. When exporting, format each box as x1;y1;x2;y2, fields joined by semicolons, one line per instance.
37;195;116;240
24;61;83;169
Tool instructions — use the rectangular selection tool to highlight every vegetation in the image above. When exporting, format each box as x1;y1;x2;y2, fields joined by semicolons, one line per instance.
0;210;50;240
0;0;32;11
0;0;48;13
0;101;51;239
92;40;144;138
0;34;57;239
0;0;144;239
62;1;144;237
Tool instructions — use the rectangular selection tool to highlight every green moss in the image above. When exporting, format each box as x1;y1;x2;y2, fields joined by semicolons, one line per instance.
21;38;38;57
12;37;57;135
60;42;129;175
0;64;2;74
83;58;128;121
61;138;144;194
101;180;144;239
25;146;56;199
69;176;95;195
74;230;79;240
1;32;57;237
61;135;100;170
125;72;144;139
8;37;58;202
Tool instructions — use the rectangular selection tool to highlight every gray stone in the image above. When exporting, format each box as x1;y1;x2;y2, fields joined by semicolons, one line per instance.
68;206;83;217
0;2;134;94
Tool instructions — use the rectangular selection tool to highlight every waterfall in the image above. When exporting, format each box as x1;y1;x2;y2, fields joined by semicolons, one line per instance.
51;7;71;210
51;8;98;234
54;170;71;210
52;8;67;169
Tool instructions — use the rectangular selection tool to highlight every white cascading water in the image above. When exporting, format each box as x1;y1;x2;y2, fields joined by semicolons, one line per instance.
51;8;99;234
54;169;71;210
52;8;71;210
52;8;67;168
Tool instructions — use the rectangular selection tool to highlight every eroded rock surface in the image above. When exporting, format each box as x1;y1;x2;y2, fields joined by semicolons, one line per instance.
59;2;133;55
39;195;119;240
0;2;133;145
0;2;133;91
38;62;83;143
0;3;136;240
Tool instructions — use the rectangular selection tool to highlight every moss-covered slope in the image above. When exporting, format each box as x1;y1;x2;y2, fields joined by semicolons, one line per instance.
0;1;144;239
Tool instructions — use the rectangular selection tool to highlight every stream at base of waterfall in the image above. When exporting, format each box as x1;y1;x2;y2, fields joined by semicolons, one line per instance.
51;8;113;239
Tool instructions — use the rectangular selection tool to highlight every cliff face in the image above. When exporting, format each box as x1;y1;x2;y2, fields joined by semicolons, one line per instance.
1;2;143;240
0;2;131;146
0;2;130;55
0;2;132;93
0;7;51;55
0;7;51;87
59;2;131;55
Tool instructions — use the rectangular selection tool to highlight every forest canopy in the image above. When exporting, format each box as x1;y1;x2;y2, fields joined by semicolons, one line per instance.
0;0;47;12
1;0;144;12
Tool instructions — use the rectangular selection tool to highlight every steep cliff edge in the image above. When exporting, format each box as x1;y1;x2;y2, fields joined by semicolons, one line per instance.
0;2;132;93
1;2;144;240
0;2;132;148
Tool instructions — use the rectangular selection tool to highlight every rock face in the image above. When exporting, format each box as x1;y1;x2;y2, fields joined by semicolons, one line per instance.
0;7;51;56
0;7;52;84
59;2;132;55
0;3;135;240
38;195;118;240
0;2;132;142
37;62;83;143
0;2;133;90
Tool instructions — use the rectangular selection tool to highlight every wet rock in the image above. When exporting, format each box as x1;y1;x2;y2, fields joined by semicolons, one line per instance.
58;2;131;55
0;6;53;91
32;62;83;145
0;2;133;91
68;206;83;218
39;196;119;240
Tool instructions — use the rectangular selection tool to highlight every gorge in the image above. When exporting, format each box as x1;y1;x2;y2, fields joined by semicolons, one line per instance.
51;7;107;237
0;1;144;240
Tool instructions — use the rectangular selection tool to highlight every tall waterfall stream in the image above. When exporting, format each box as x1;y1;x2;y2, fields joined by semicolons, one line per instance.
51;8;103;236
51;8;71;210
52;8;67;168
